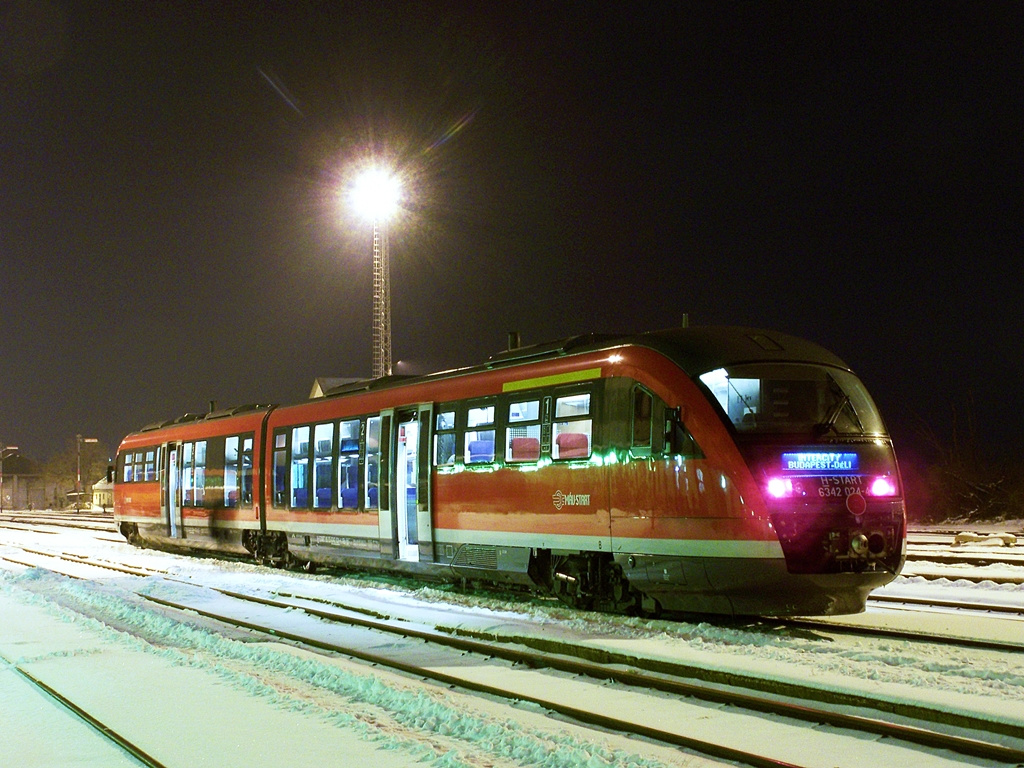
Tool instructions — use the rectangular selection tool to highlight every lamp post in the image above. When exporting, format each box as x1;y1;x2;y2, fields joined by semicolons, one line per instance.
0;444;19;514
351;166;401;379
76;434;98;513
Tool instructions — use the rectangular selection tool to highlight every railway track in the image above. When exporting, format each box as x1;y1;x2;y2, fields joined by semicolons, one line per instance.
3;541;1024;768
869;591;1024;618
0;649;168;768
0;511;118;537
4;512;1024;637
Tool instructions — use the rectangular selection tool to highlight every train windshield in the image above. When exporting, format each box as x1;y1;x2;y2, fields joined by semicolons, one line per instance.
698;363;887;436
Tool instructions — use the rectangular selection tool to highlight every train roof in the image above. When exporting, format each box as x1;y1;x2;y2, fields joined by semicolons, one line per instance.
484;325;850;376
632;326;851;374
135;403;275;433
125;326;852;437
314;326;852;400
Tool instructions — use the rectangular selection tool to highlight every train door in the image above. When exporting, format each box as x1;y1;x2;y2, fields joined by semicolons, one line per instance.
414;404;434;561
609;386;656;552
164;442;183;539
395;411;419;561
376;411;393;556
378;405;434;562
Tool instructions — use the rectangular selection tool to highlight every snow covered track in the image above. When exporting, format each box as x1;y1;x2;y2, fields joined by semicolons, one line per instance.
905;528;1024;584
0;650;168;768
142;583;1024;764
869;591;1024;618
3;540;1024;767
5;566;1020;768
5;519;1024;767
0;511;117;535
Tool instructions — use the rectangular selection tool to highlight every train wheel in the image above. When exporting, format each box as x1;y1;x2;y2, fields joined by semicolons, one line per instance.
241;529;259;558
119;522;141;546
550;555;594;610
252;532;288;568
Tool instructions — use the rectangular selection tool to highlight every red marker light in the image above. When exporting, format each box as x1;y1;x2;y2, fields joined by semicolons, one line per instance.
767;477;794;498
869;476;898;497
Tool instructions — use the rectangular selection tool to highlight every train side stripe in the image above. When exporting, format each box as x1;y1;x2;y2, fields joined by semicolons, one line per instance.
611;536;784;559
432;529;784;559
501;367;602;392
269;521;382;537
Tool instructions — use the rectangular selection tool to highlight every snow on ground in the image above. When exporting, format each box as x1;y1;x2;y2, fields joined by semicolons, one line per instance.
1;565;710;768
2;519;1024;767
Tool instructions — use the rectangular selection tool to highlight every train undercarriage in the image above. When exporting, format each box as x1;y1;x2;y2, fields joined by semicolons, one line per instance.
119;520;889;618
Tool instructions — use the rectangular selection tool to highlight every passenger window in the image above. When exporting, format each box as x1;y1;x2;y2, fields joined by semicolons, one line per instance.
225;436;239;507
507;398;541;463
313;422;334;509
337;419;360;510
365;416;381;510
273;431;287;507
240;437;253;504
632;387;652;450
181;444;193;503
291;426;310;508
465;404;495;463
434;409;456;465
552;392;592;460
225;436;251;507
182;441;207;506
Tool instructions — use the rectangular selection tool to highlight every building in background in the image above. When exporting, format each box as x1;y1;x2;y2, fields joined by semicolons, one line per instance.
0;454;56;510
91;476;114;512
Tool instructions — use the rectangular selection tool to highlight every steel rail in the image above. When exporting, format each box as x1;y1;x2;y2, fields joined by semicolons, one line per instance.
906;551;1024;567
869;591;1024;616
0;650;168;768
776;614;1024;654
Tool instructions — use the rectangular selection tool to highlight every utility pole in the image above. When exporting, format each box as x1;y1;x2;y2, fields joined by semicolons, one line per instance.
371;220;392;378
76;435;98;513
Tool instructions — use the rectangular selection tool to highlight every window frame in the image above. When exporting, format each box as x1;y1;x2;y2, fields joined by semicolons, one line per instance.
463;399;497;465
505;396;542;463
551;389;593;461
337;418;361;511
433;407;458;467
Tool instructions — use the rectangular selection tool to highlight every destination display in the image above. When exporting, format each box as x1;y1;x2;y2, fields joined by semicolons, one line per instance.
780;452;859;472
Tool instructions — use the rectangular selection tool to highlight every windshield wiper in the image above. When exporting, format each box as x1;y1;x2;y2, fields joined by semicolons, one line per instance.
816;375;865;436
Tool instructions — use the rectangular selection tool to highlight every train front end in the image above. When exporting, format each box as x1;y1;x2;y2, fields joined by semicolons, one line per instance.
698;358;906;613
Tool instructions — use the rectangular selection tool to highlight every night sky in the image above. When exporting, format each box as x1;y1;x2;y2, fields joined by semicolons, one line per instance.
1;1;1021;473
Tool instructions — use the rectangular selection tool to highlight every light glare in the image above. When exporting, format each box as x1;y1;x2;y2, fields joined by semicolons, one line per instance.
869;476;898;497
767;477;793;498
351;167;401;221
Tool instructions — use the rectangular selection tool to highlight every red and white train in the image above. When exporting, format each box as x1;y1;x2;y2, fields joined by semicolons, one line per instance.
114;326;906;616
